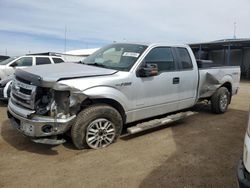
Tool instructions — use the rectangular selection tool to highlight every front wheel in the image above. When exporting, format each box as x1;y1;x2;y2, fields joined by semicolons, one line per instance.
71;104;123;149
211;87;230;114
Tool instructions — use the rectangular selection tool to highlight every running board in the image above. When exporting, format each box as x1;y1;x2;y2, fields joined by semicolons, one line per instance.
32;138;66;145
127;111;197;134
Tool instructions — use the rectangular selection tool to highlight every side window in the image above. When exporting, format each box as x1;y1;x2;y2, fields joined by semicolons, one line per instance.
12;57;32;67
144;47;175;72
36;57;51;65
176;48;193;70
52;58;64;64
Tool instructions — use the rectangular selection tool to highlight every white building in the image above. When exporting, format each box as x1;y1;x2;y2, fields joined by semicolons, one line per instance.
66;48;99;56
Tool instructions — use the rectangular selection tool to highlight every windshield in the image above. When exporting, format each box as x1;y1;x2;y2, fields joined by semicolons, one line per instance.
0;57;16;65
83;43;147;71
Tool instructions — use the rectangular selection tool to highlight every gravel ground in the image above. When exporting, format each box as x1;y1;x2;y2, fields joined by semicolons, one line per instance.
0;82;249;188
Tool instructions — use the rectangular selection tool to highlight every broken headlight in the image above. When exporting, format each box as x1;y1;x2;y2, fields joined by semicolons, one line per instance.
35;88;53;115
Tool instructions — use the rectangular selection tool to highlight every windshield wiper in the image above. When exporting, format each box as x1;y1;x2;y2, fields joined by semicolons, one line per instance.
87;63;106;68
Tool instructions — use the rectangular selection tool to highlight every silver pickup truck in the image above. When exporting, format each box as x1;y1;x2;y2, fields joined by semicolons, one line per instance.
7;43;240;149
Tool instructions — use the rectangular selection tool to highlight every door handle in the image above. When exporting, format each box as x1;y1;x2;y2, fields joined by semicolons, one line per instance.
173;77;180;84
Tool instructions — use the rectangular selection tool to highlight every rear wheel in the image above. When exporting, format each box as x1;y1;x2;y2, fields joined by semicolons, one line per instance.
211;87;230;114
71;104;123;149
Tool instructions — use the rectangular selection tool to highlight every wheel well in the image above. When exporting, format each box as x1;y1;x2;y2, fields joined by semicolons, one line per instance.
220;82;232;103
221;82;232;94
80;98;126;123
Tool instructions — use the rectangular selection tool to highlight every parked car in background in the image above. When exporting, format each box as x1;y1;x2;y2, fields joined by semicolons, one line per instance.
237;108;250;188
0;55;10;62
28;52;88;63
0;75;12;101
0;55;64;80
0;55;65;101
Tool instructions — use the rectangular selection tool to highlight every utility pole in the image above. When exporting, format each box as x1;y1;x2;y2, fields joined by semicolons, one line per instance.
5;48;7;56
233;22;237;39
64;25;67;52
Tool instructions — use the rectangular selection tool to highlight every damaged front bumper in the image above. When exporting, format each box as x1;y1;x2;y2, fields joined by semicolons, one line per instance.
7;99;76;138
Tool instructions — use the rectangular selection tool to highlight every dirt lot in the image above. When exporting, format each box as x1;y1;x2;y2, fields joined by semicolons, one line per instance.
0;82;250;188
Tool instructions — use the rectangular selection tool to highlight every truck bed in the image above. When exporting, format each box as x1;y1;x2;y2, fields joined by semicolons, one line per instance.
198;66;241;99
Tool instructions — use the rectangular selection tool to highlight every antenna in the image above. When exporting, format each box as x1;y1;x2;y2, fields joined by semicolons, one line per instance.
64;25;67;52
233;22;237;39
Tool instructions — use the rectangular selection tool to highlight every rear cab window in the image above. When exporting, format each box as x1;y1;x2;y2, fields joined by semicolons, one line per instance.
175;48;193;70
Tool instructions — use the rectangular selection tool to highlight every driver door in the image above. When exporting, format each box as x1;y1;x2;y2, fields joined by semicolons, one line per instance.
131;47;180;122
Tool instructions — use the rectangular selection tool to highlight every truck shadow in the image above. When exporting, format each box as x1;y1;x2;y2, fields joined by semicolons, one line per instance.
0;100;8;107
190;102;212;112
138;107;248;188
0;102;245;158
0;119;59;155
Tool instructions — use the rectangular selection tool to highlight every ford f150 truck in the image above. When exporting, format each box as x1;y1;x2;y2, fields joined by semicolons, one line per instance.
7;43;240;149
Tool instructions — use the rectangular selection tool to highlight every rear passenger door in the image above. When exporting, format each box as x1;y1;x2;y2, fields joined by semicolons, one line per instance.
174;47;199;109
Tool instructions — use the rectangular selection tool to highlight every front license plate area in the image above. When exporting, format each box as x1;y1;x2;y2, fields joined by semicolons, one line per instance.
20;121;34;136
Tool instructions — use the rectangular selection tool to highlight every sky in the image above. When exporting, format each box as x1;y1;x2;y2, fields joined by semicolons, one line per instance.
0;0;250;56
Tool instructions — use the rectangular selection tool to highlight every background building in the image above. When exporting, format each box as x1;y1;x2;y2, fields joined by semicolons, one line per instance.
190;39;250;79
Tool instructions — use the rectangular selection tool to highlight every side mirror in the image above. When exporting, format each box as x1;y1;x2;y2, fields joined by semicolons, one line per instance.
10;62;17;67
137;63;158;77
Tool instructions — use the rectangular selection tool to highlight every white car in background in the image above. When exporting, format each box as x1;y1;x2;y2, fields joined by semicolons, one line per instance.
0;55;64;100
0;55;64;80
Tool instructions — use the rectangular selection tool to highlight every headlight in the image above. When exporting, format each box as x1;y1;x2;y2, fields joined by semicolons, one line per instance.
247;107;250;136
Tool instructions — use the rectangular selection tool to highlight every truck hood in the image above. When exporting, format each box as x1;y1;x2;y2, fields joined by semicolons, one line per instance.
15;63;118;87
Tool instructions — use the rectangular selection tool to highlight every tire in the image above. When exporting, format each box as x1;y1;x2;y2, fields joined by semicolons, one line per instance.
211;87;230;114
71;104;123;150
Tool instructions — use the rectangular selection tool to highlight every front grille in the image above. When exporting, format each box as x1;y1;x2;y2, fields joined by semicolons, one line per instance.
11;77;37;109
12;93;28;104
20;87;32;95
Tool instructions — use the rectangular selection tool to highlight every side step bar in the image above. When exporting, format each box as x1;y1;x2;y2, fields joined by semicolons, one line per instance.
32;138;66;145
127;111;197;134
